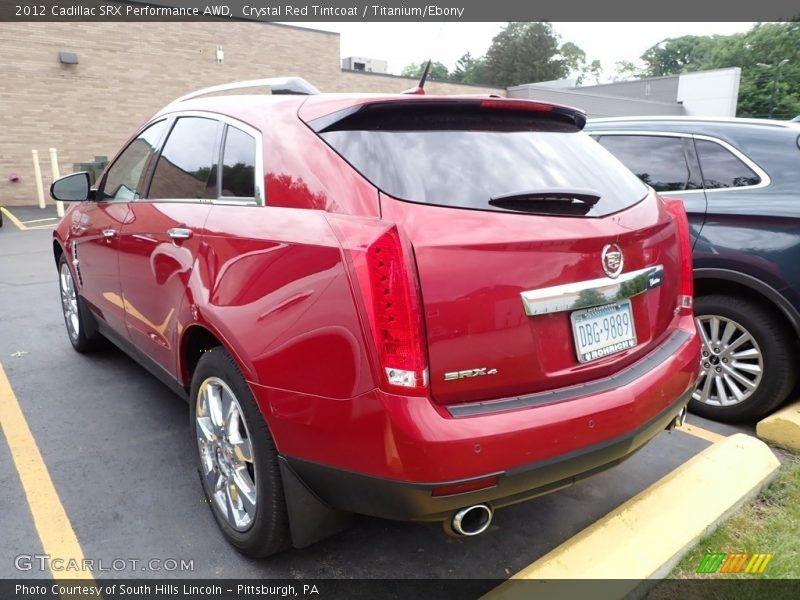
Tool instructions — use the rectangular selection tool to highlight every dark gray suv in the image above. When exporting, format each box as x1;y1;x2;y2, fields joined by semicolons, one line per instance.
586;117;800;422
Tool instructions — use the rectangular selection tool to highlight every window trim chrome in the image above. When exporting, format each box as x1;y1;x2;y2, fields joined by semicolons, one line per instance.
590;130;771;194
155;109;265;206
520;265;664;316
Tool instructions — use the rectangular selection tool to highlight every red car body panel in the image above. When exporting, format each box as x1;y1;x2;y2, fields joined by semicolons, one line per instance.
54;90;700;530
252;316;698;483
118;202;212;377
380;190;683;405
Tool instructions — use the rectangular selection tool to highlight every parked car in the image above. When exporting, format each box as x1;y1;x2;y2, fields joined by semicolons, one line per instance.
52;79;699;557
586;116;800;422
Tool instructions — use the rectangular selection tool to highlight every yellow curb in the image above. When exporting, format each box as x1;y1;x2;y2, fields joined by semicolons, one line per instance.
487;434;778;599
756;400;800;454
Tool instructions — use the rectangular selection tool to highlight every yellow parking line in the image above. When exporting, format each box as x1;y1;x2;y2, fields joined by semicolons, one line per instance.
1;207;28;230
22;217;60;224
676;422;726;443
0;363;93;579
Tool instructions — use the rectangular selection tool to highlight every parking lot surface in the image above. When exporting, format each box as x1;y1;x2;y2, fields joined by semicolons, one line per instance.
0;207;750;580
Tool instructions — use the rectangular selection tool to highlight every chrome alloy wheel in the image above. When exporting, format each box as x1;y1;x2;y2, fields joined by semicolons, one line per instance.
59;262;80;341
693;314;763;407
195;377;257;531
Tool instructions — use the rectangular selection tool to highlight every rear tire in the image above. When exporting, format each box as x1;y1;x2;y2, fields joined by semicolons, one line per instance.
689;294;797;423
190;347;291;557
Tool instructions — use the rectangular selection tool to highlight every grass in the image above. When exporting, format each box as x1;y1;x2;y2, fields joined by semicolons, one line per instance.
648;454;800;599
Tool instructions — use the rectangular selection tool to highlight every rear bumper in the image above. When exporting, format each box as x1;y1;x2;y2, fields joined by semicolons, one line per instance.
282;388;692;522
254;320;700;522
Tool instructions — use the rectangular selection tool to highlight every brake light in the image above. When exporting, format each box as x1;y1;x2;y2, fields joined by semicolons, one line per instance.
480;99;554;112
331;219;429;395
663;197;694;315
366;228;428;392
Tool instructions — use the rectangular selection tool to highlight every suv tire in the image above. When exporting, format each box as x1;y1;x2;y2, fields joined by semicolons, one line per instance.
689;294;797;422
58;255;102;353
191;347;291;557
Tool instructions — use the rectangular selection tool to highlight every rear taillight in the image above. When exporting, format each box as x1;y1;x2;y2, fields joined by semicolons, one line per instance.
663;197;694;315
330;218;429;395
480;99;554;113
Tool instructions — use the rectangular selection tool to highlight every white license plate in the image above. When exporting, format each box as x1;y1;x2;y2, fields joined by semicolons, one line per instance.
570;301;637;363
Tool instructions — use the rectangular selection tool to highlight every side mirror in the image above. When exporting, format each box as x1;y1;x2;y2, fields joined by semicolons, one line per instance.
50;172;92;202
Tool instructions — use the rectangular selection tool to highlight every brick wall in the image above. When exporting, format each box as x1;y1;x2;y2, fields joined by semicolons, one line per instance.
0;21;503;206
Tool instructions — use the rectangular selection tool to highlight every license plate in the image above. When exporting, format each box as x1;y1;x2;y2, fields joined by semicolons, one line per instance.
570;301;637;363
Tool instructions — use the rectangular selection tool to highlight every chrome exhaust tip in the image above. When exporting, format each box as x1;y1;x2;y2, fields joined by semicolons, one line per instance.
667;405;688;431
451;504;493;537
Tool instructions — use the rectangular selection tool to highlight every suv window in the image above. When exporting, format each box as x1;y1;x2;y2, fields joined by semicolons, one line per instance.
595;135;703;192
221;126;256;198
319;105;647;218
99;120;168;201
695;139;761;189
149;117;222;200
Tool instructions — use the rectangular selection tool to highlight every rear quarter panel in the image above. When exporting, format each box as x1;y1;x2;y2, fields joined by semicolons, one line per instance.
189;205;376;400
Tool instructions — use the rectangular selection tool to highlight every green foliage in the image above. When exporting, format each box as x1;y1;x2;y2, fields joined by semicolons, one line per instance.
484;22;569;87
399;22;600;88
612;60;641;82
639;22;800;118
451;52;488;85
400;61;451;81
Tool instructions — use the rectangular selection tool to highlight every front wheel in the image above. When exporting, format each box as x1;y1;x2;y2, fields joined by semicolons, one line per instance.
190;347;290;557
58;255;101;352
689;294;797;423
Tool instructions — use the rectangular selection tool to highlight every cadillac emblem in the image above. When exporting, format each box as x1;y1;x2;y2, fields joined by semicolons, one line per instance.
601;244;624;279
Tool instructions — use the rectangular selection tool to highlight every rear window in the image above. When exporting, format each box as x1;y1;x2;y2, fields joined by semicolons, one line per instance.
317;104;648;217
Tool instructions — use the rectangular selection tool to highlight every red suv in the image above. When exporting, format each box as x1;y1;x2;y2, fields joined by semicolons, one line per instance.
52;78;700;557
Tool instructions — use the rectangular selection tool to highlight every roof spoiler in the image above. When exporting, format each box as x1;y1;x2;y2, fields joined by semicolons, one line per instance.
307;98;587;133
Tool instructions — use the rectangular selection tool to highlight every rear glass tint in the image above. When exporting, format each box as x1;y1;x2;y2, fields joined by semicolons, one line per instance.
317;105;648;217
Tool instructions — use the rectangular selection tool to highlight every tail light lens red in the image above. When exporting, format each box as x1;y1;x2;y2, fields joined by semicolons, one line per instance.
364;227;428;393
330;218;429;395
662;197;694;315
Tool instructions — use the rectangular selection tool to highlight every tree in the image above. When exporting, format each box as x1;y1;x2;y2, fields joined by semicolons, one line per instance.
451;52;488;85
639;35;718;77
483;22;570;87
612;60;642;82
638;23;800;118
400;61;451;81
559;43;603;85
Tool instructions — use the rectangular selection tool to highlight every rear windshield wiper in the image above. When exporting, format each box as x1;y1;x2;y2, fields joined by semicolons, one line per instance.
489;188;601;215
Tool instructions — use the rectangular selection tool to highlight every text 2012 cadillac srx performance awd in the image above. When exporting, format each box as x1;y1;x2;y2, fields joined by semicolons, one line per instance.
51;78;700;557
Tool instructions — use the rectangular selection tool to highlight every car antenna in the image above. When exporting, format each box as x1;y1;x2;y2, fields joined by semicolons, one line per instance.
402;60;432;95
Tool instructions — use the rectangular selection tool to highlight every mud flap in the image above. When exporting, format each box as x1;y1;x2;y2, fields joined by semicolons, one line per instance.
278;456;352;548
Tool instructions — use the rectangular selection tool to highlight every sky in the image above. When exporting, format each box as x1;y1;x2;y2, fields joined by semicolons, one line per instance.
289;22;757;82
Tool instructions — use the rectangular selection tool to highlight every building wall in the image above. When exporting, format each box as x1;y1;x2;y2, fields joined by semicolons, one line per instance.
507;85;684;119
578;76;681;104
677;68;740;117
0;22;502;206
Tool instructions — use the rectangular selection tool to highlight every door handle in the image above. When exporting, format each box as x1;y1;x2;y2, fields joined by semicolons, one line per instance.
167;227;193;240
101;229;117;238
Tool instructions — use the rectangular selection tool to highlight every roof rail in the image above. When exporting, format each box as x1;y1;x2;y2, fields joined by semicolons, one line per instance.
172;77;320;104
